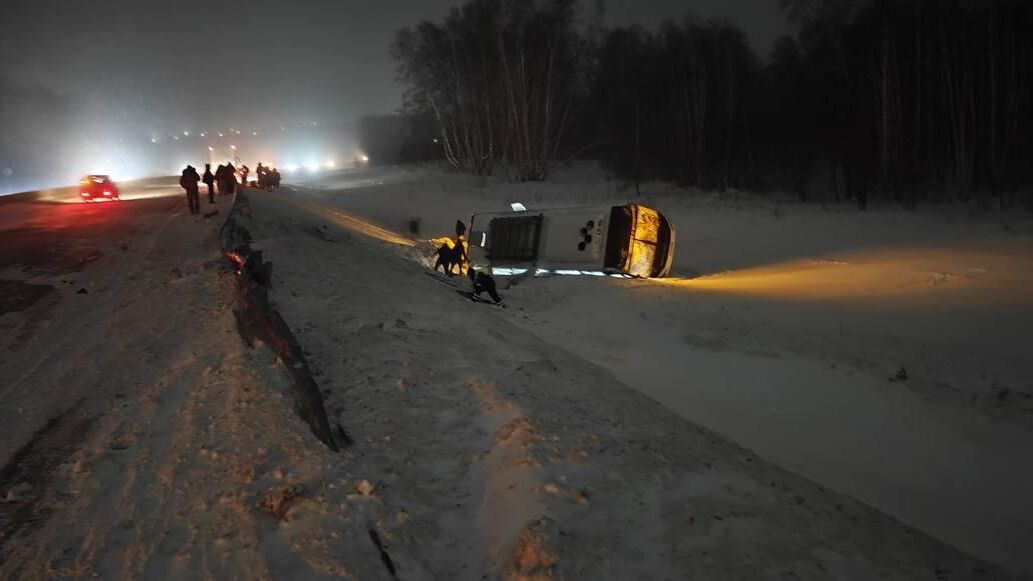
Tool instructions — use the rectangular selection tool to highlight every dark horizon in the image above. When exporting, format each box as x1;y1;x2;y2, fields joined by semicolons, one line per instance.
0;0;788;192
0;0;787;133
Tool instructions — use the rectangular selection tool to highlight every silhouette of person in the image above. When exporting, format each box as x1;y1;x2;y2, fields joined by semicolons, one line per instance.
224;162;237;195
180;165;202;215
215;164;227;195
202;164;215;203
467;268;503;304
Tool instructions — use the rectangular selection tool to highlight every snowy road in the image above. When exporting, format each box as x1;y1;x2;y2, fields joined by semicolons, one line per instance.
0;182;250;575
1;178;184;299
0;178;190;426
281;164;1033;575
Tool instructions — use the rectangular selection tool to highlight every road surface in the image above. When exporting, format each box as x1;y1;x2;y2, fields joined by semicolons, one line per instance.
0;179;186;309
0;178;235;556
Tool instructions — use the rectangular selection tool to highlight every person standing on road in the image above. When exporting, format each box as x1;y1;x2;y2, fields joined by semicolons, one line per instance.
240;165;250;189
215;164;227;196
202;163;216;204
180;165;202;215
256;162;266;189
224;162;237;196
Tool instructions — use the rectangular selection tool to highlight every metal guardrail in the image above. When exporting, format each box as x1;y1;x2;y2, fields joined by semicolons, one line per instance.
220;192;346;452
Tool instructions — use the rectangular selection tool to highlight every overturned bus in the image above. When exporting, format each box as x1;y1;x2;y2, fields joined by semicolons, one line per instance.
468;204;675;278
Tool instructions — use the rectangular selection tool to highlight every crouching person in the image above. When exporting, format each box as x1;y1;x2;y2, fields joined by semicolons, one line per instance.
467;267;503;304
433;242;453;274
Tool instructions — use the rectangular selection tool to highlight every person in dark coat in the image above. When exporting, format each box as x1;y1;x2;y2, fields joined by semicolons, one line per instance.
433;242;453;274
224;162;237;195
467;268;503;304
455;220;467;238
202;164;216;204
240;165;250;188
215;164;227;195
180;165;201;215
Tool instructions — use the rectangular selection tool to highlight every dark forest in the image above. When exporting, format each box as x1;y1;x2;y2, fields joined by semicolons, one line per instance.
391;0;1033;209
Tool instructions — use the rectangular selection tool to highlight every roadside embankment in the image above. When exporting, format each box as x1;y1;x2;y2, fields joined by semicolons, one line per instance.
233;188;1006;579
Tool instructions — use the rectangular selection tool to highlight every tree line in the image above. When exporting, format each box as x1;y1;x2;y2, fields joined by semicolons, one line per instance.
392;0;588;182
391;0;1033;209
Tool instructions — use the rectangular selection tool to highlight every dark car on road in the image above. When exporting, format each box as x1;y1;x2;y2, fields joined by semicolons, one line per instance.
78;175;120;202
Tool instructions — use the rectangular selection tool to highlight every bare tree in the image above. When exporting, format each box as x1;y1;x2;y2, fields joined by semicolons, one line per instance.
393;0;587;182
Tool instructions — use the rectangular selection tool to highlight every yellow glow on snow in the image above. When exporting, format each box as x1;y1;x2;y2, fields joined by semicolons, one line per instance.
653;242;1033;307
288;196;414;246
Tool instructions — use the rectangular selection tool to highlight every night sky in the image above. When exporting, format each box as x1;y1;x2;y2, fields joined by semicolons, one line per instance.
0;0;786;185
1;0;785;130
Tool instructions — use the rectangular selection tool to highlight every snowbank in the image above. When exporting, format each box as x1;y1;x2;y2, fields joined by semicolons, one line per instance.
0;191;380;578
228;188;1003;578
281;163;1033;574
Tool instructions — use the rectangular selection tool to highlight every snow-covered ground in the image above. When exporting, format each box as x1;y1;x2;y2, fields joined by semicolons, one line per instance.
284;163;1033;575
229;188;999;578
1;165;1029;578
1;192;385;578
